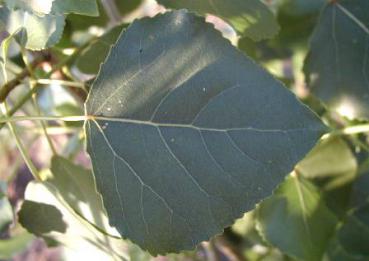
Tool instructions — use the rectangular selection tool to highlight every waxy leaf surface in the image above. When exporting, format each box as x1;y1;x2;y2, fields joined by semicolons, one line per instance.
85;10;326;255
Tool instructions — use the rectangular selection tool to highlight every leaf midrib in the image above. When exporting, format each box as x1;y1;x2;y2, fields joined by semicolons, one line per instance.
87;116;320;133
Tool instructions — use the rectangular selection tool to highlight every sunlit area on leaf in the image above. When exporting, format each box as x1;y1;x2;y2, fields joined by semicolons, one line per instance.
0;0;368;260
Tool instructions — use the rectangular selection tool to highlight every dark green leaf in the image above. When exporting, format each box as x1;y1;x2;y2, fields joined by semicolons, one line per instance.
115;0;143;16
0;7;65;50
156;0;279;41
256;175;338;261
278;0;325;16
351;171;369;208
18;200;67;236
337;203;369;258
85;10;326;255
76;25;125;74
66;1;109;32
304;0;369;119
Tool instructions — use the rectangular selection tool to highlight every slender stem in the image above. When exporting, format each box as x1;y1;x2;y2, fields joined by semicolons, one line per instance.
22;49;57;155
0;40;93;131
0;103;40;180
35;79;86;90
0;55;45;102
327;123;369;137
0;115;88;123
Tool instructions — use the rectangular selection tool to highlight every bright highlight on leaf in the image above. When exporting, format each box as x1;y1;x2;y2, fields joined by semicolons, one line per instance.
85;10;326;255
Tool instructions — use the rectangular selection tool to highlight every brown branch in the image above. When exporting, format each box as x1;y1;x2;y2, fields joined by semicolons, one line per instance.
0;54;49;102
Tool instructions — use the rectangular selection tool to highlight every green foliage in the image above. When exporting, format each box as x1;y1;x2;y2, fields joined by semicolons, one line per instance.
257;175;338;261
5;0;98;16
0;0;368;259
157;0;279;41
304;0;369;119
337;203;369;258
0;7;65;50
85;10;325;255
76;25;125;74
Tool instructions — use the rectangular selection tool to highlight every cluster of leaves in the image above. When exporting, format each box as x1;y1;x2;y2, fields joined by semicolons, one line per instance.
0;0;368;260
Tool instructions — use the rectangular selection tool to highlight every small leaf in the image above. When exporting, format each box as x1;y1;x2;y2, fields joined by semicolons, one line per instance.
85;10;326;255
0;7;65;50
18;200;67;236
304;0;369;119
256;175;338;261
156;0;279;41
296;137;357;190
51;0;98;16
76;25;125;74
5;0;98;16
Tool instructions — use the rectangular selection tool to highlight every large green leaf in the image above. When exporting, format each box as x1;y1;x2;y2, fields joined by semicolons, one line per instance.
84;10;326;255
76;25;125;74
256;175;338;261
5;0;98;16
0;7;65;50
304;0;369;119
156;0;279;41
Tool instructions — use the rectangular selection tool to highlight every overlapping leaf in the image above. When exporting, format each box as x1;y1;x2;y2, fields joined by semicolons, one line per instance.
0;7;65;50
257;175;338;261
296;137;357;190
304;0;369;119
76;25;125;74
5;0;98;16
19;157;128;260
156;0;279;41
85;10;326;254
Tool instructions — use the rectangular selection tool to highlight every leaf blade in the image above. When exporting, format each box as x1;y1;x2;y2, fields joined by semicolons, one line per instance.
304;0;369;119
85;10;326;255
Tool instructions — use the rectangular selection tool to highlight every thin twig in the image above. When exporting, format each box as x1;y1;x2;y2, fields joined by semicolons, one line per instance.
0;54;47;102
